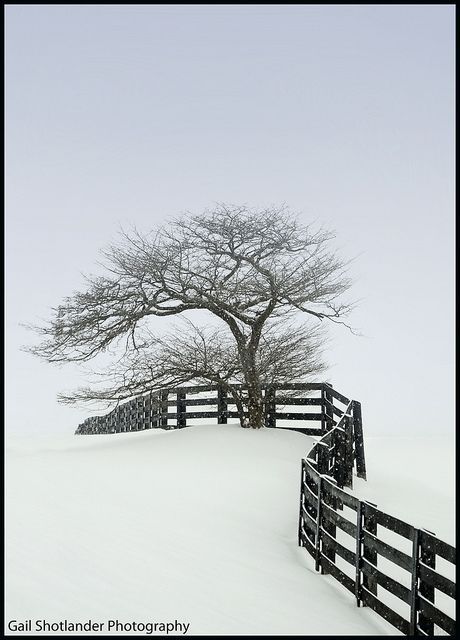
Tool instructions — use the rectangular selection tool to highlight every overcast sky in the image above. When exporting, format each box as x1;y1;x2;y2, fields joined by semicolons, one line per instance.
6;5;454;437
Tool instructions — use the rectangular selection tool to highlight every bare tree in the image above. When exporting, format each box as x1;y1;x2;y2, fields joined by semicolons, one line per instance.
57;318;328;427
27;204;354;429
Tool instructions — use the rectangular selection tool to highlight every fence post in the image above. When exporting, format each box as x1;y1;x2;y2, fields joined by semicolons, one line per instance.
330;429;344;510
362;501;378;596
355;501;364;607
127;399;134;431
320;386;326;434
131;399;137;431
176;390;187;428
334;427;346;489
160;390;169;428
143;394;151;430
321;480;336;570
344;414;354;489
265;386;276;428
418;529;436;636
149;393;155;429
324;383;334;431
151;393;159;428
140;396;146;430
315;476;323;572
134;397;141;430
136;396;144;430
352;401;367;479
119;405;126;432
317;442;329;475
110;410;116;433
409;528;421;636
298;459;305;546
217;385;228;424
123;403;129;432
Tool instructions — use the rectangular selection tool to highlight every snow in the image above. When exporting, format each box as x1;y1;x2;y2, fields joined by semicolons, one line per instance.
352;436;455;545
6;425;454;636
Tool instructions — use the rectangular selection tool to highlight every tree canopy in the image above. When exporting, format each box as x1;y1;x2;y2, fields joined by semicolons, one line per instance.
27;204;354;428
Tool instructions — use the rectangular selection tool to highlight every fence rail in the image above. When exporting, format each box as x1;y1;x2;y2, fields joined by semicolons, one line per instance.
299;402;456;636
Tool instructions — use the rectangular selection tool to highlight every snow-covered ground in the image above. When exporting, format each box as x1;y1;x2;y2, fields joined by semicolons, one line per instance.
5;425;455;636
353;436;455;545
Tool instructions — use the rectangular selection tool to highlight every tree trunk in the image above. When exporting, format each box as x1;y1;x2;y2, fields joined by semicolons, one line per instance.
246;384;264;428
235;341;265;429
243;352;264;428
229;388;247;429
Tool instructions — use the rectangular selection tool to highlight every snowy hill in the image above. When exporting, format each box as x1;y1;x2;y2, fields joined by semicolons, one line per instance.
6;425;454;635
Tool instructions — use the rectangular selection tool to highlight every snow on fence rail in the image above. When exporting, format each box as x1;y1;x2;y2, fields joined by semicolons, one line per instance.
299;395;456;636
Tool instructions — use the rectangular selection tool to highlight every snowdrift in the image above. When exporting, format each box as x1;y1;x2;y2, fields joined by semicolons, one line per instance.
6;425;453;635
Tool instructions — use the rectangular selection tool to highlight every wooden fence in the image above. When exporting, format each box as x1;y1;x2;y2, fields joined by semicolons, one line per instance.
75;381;455;636
299;398;456;636
75;381;364;468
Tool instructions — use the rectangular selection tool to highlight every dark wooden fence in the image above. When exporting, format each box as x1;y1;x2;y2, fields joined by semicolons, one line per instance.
75;381;364;469
75;381;455;636
299;398;456;636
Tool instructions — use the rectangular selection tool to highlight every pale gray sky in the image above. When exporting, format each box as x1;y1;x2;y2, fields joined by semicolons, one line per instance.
6;5;455;436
